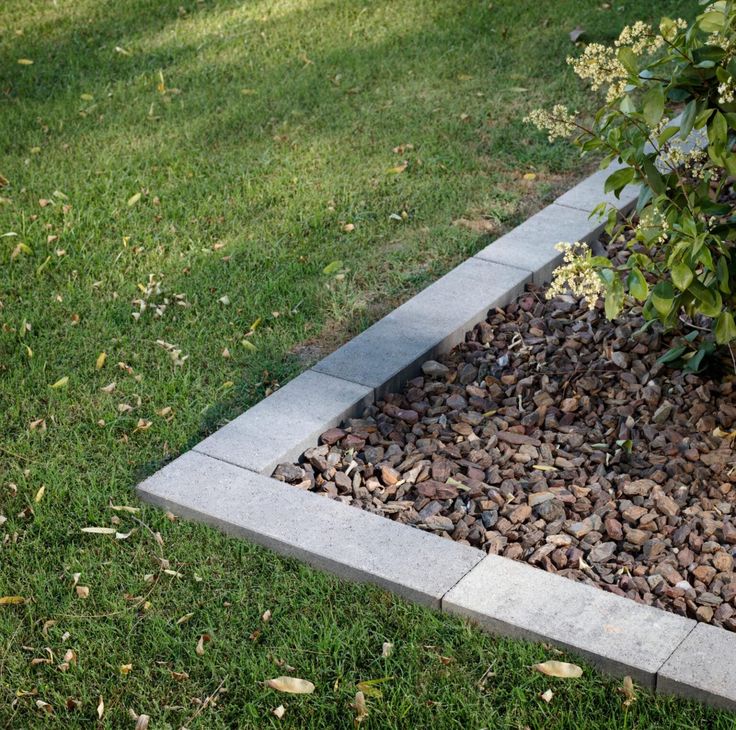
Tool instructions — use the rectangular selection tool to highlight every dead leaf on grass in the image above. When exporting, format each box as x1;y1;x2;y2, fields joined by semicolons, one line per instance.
621;675;637;707
452;218;499;235
352;690;368;725
265;677;315;694
81;527;117;535
540;688;554;703
0;596;25;605
35;700;53;714
532;660;583;678
272;704;286;719
195;634;211;656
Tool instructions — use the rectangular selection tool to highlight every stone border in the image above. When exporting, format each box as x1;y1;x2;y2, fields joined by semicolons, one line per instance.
137;163;736;711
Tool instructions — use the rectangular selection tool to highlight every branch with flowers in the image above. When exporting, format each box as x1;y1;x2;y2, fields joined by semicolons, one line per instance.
525;2;736;368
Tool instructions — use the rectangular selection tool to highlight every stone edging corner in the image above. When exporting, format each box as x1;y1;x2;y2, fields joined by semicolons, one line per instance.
137;162;736;712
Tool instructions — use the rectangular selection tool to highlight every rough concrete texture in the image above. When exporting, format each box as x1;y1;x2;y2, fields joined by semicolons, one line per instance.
138;450;485;607
443;554;695;687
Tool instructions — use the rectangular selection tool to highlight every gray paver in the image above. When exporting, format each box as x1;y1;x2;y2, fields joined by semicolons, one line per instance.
137;450;484;607
555;164;640;214
313;257;530;395
657;623;736;711
194;369;373;474
442;554;695;687
474;203;605;284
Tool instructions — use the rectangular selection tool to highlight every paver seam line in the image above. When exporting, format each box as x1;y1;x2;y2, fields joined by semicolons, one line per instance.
467;256;534;276
653;622;699;693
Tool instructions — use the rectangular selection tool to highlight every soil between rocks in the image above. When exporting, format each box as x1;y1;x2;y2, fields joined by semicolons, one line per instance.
273;248;736;630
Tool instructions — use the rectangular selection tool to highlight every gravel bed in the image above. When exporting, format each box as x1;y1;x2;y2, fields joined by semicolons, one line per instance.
273;252;736;629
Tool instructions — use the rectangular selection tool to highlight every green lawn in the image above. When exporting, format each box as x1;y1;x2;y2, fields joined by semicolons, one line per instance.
1;0;733;727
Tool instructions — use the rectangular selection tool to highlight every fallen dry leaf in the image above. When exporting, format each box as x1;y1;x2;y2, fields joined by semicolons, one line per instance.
101;382;116;393
135;715;150;730
81;527;117;535
532;660;583;678
170;670;189;681
76;586;90;599
352;690;368;725
133;418;152;433
195;634;210;656
34;485;45;503
97;696;104;719
381;642;393;658
176;612;194;625
50;376;69;389
540;688;554;703
35;700;53;714
0;596;25;605
109;504;140;514
452;218;498;235
265;677;315;694
96;352;107;370
262;609;272;623
342;223;355;233
272;705;286;719
621;675;637;707
127;192;141;207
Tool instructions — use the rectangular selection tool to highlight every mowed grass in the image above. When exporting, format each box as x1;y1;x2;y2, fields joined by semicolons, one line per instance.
0;0;731;727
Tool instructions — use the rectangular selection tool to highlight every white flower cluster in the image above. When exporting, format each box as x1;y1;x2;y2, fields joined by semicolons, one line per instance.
547;242;604;303
616;21;662;55
655;128;709;179
636;207;670;244
524;105;577;142
567;44;628;103
718;77;735;104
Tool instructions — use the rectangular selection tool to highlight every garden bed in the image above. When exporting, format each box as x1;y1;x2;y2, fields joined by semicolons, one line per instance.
273;235;736;631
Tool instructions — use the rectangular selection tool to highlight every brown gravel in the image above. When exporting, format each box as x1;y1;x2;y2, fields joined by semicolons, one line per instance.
273;259;736;631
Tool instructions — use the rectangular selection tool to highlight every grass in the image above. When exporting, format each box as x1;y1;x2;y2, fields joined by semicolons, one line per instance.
1;0;733;726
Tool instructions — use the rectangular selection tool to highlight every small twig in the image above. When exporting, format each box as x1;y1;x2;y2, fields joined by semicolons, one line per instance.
0;445;34;463
183;676;228;727
678;315;710;333
729;342;736;375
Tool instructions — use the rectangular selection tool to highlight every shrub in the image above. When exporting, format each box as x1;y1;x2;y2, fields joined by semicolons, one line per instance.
526;1;736;365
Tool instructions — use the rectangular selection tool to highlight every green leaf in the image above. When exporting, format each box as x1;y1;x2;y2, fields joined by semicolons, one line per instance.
643;86;665;127
699;10;726;33
651;281;675;316
617;47;638;76
688;279;723;317
627;267;648;300
715;311;736;344
604;167;635;197
656;345;687;365
619;95;636;114
322;260;342;275
679;100;697;139
717;256;731;294
641;159;666;195
671;262;694;291
604;276;624;320
709;111;728;152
